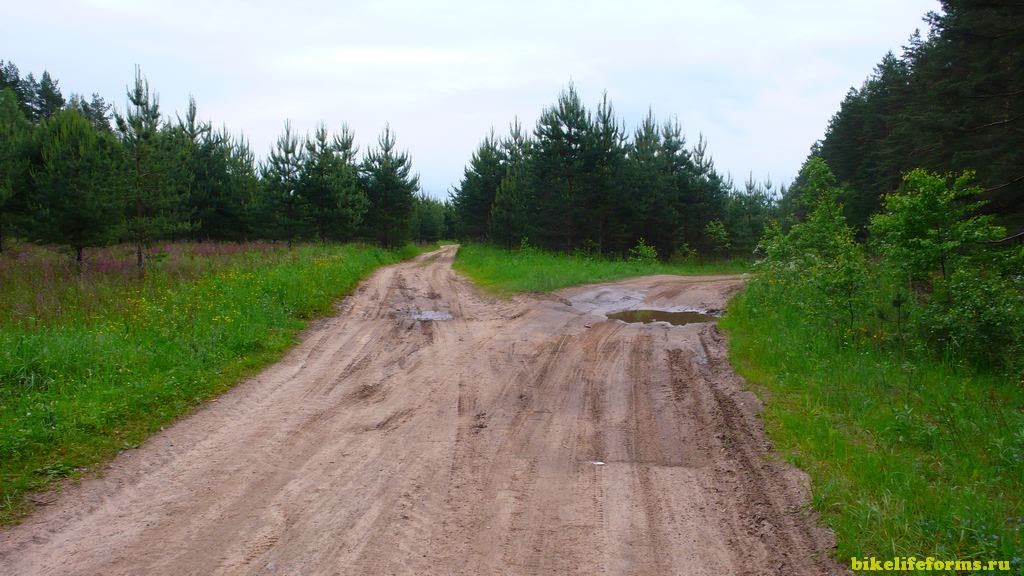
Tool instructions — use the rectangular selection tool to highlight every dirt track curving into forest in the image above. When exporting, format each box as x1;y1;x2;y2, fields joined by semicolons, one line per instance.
0;245;843;575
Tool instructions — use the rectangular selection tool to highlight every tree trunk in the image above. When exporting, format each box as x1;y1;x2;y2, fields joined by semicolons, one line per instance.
134;153;146;276
565;177;575;250
136;241;145;277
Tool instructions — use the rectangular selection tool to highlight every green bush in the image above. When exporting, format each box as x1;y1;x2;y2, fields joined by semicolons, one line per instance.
757;164;1021;371
868;170;1018;370
756;160;869;336
916;263;1024;371
628;237;658;263
870;170;1004;282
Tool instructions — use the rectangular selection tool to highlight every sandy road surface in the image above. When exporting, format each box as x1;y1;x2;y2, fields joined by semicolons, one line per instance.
0;245;842;575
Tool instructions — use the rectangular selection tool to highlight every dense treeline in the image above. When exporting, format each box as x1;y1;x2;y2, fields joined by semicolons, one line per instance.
758;0;1024;372
786;0;1024;232
450;86;776;260
0;61;444;266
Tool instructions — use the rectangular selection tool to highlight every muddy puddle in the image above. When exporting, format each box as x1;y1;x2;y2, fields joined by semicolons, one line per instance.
606;309;718;326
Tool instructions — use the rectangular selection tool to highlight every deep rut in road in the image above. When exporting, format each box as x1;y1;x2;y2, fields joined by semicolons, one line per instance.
0;245;843;575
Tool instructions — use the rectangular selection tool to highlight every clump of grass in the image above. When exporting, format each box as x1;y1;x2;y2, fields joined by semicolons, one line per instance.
720;284;1023;571
0;241;424;524
453;243;748;295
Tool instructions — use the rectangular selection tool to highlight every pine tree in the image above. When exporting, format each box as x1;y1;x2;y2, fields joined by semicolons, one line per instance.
31;109;122;265
227;134;261;240
362;124;419;247
0;88;31;252
115;67;181;271
300;124;336;240
450;131;505;241
18;73;41;121
725;173;774;254
299;123;367;241
68;92;114;132
0;61;28;120
410;193;446;243
489;118;534;249
490;164;528;250
330;124;369;240
532;84;589;250
0;61;20;95
36;72;65;120
166;96;203;238
817;53;912;229
166;98;256;241
580;93;628;254
332;124;358;165
686;133;729;252
628;110;679;259
260;121;306;243
201;128;250;240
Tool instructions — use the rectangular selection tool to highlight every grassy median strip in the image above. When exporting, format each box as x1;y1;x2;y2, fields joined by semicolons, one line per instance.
720;286;1023;569
0;242;424;524
453;243;748;294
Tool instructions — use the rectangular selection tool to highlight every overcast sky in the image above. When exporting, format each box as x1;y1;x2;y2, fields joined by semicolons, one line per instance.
4;0;937;197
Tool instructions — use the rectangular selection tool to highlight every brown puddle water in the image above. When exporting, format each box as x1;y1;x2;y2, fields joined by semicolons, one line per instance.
606;309;718;326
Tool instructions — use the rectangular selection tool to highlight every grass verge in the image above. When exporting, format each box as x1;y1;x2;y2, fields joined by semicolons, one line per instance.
453;243;748;294
0;242;425;524
720;286;1023;573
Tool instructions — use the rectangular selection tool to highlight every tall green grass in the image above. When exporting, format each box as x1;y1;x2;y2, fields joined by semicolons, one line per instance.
453;243;748;294
0;242;424;524
721;283;1023;573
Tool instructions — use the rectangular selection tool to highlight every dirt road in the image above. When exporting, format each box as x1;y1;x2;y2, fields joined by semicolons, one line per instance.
0;245;841;575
